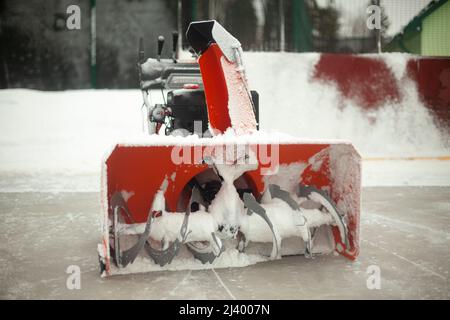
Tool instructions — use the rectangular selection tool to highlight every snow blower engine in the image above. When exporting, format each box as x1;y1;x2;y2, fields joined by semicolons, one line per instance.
98;20;361;276
138;29;259;136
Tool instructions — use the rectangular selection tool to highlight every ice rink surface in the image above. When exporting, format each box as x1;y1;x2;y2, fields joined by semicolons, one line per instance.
0;187;448;299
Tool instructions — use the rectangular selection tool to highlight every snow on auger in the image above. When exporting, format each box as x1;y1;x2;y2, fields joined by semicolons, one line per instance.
98;20;361;276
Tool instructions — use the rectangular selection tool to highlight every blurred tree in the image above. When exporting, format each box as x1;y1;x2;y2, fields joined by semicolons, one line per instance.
0;0;87;90
96;0;176;88
96;38;120;88
308;0;340;51
225;0;257;50
263;0;281;50
252;0;265;50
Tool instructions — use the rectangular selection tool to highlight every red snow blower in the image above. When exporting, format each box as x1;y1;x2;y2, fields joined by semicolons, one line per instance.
98;20;361;276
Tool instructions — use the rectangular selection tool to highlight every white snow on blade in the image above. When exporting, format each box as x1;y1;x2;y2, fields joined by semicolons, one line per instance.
151;189;166;212
120;190;134;202
220;55;257;134
241;198;334;243
208;151;256;234
105;247;269;275
106;191;337;276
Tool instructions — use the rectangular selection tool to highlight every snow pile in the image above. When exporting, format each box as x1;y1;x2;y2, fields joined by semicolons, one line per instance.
244;51;449;157
114;127;349;147
0;52;449;191
106;246;269;275
0;89;144;192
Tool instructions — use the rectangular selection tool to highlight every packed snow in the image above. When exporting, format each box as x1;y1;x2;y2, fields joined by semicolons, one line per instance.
220;56;258;134
244;52;449;157
103;245;269;275
0;52;449;192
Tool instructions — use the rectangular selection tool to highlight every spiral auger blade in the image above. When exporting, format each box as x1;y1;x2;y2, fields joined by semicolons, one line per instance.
242;192;280;259
110;191;190;268
110;192;153;268
144;209;190;267
185;186;225;264
268;184;313;257
186;233;225;264
297;185;350;248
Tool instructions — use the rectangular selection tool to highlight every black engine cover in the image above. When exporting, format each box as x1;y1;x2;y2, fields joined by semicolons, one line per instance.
167;89;259;135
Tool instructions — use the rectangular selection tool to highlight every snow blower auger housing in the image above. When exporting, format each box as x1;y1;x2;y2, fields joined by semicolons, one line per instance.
98;20;361;276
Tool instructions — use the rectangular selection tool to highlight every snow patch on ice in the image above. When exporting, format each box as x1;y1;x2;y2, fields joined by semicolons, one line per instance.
106;247;269;275
363;159;450;187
